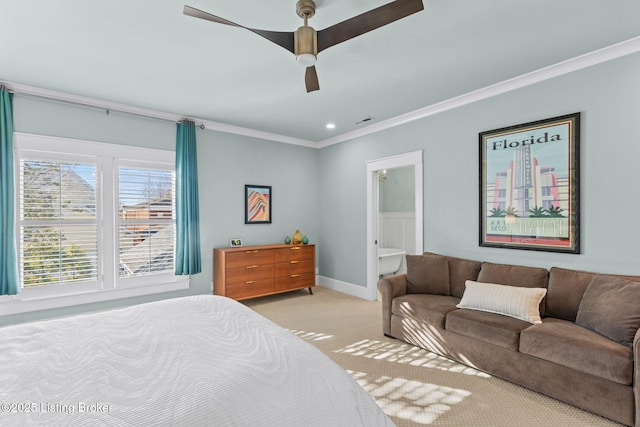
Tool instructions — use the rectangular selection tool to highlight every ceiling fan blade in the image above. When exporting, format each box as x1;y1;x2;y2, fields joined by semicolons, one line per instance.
305;66;320;93
183;5;239;26
317;0;424;52
183;5;294;54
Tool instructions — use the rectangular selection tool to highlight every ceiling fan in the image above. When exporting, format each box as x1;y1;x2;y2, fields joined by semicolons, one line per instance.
183;0;424;93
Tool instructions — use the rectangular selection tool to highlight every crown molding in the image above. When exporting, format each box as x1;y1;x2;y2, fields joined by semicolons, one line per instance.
316;35;640;149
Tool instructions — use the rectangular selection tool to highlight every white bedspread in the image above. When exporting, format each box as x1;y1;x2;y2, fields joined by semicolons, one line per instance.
0;295;393;426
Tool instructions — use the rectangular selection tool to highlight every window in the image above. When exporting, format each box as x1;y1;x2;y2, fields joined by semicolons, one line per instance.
19;159;98;288
2;133;188;315
118;165;175;280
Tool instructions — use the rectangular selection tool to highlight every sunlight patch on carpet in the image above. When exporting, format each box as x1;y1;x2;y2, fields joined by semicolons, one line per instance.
288;329;334;341
337;339;491;377
349;370;471;425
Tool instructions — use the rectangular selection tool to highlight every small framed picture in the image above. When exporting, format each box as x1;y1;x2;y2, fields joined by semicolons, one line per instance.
245;184;272;224
230;238;243;247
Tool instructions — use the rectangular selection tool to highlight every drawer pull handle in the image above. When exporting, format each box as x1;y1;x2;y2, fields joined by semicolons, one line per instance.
245;265;259;269
290;260;299;264
245;280;258;284
290;274;301;278
290;247;301;250
246;250;259;254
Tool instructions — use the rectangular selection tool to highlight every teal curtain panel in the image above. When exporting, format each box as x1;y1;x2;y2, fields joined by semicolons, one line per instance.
175;120;201;275
0;87;20;295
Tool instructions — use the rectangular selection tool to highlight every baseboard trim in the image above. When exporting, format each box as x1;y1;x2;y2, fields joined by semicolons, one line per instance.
317;276;375;301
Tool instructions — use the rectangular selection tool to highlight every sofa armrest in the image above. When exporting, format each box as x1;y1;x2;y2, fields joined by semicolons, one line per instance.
634;328;640;427
377;274;408;336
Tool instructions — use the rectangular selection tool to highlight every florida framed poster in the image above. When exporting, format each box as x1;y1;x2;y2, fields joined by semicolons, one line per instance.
245;184;272;224
479;113;580;253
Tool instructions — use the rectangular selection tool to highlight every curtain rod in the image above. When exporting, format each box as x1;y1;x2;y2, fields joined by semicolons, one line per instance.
0;80;196;125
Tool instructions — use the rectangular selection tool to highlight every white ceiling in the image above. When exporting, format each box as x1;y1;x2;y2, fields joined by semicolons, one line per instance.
2;0;640;144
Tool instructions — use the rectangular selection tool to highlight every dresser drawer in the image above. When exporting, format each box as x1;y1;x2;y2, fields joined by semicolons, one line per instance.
275;273;315;292
226;249;274;268
226;264;274;284
274;246;314;262
226;279;275;300
275;259;314;276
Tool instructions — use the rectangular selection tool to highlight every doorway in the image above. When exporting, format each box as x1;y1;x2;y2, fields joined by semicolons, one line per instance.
378;165;415;276
366;150;423;300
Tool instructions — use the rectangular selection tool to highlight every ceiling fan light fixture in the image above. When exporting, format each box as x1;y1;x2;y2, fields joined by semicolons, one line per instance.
296;53;317;67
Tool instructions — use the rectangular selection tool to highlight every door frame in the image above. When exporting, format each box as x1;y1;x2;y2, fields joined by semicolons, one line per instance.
366;150;423;300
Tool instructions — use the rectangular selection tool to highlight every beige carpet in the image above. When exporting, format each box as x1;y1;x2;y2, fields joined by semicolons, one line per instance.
244;286;624;427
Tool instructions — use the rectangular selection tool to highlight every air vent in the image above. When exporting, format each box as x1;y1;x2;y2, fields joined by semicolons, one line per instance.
354;116;375;125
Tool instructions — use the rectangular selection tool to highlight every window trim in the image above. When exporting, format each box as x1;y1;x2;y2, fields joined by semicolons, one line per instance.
0;133;188;317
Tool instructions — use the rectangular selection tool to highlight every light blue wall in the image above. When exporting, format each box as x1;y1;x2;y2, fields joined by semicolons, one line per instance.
318;52;640;289
196;130;319;270
3;96;319;325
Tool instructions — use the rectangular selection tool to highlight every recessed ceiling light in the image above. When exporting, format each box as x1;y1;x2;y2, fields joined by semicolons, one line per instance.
326;123;336;130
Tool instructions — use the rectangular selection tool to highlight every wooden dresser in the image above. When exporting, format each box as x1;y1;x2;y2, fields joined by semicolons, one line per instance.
213;243;315;300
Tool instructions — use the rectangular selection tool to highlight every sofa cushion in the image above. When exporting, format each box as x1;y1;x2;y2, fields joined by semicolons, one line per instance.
392;294;460;329
420;252;482;298
520;318;633;385
406;254;450;295
576;275;640;347
445;256;483;299
445;308;533;350
456;280;546;323
477;262;549;315
546;267;596;322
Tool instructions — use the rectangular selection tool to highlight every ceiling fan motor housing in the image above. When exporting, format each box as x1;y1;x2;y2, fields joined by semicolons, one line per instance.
295;25;317;66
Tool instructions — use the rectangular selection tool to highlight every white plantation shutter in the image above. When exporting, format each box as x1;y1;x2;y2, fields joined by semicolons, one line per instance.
8;134;188;315
19;159;98;287
118;167;175;278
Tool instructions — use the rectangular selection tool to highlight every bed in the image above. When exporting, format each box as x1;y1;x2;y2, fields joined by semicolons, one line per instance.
0;295;394;426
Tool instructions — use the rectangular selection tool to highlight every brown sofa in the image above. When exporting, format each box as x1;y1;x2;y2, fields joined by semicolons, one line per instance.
378;251;640;426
